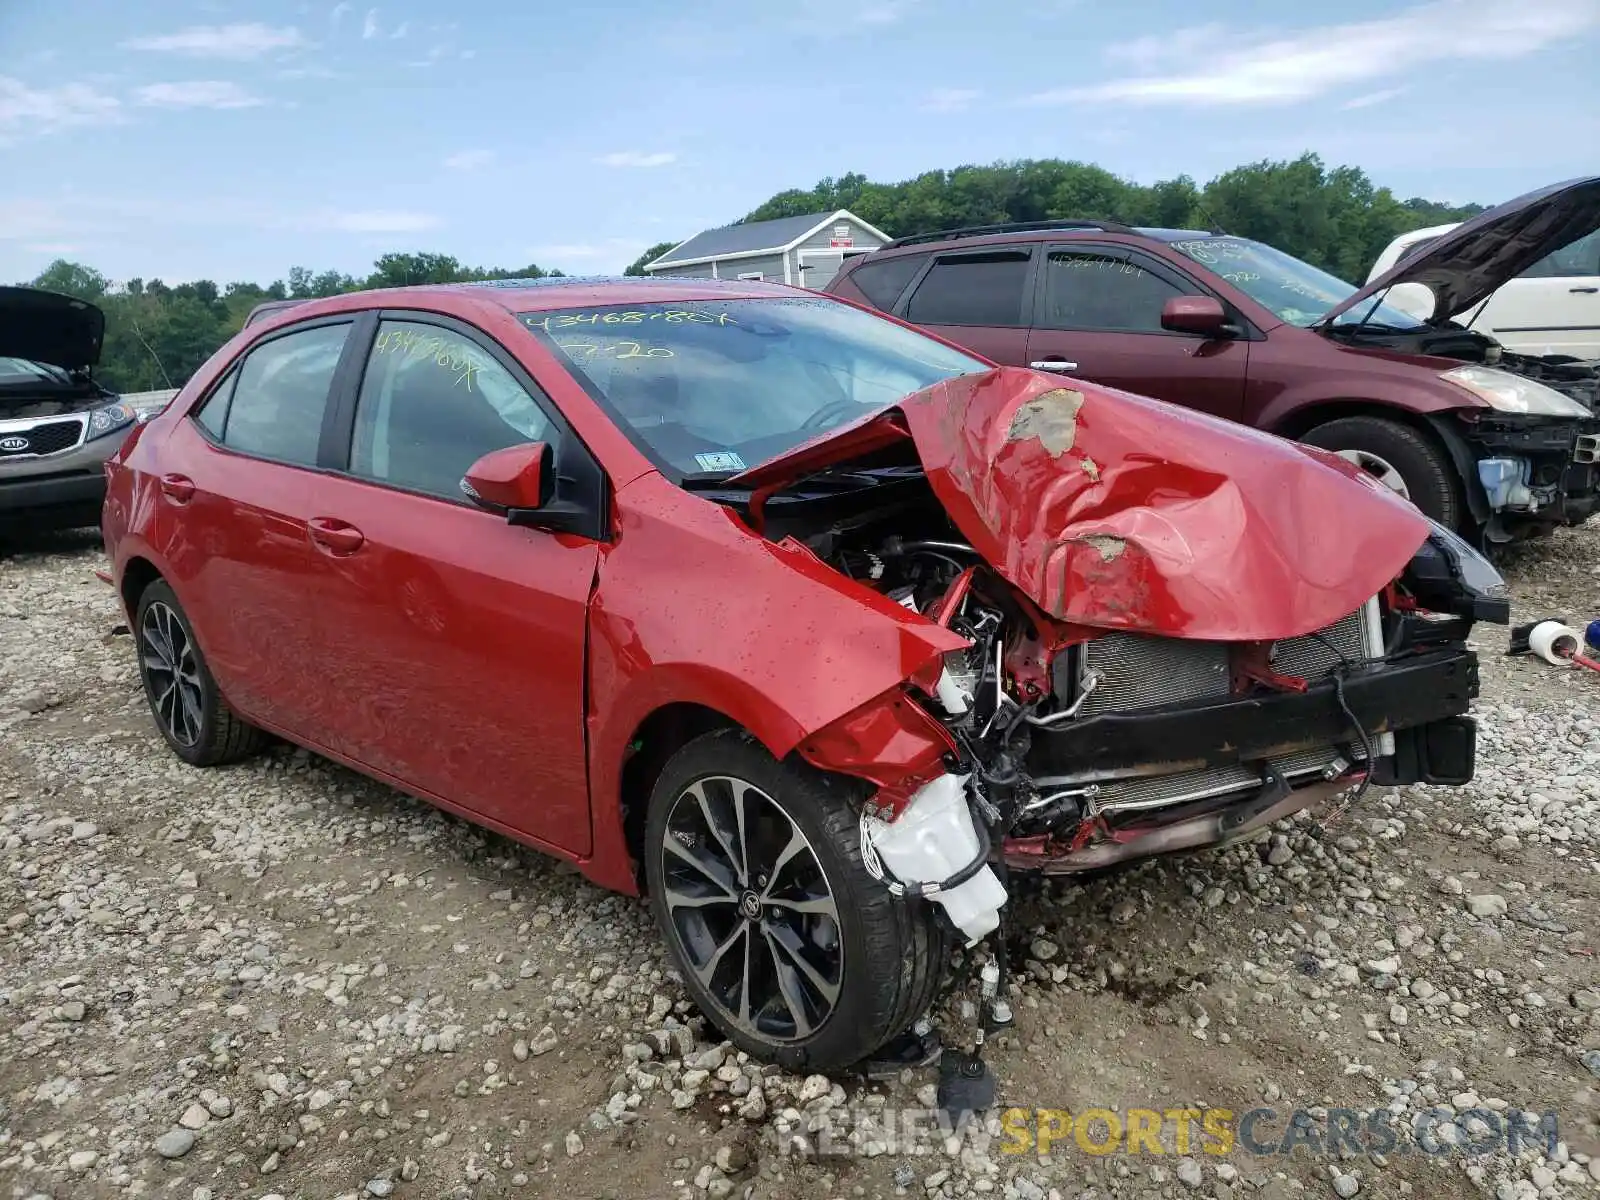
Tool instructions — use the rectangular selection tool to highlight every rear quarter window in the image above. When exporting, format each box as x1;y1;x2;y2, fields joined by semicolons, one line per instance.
848;254;929;311
904;251;1031;327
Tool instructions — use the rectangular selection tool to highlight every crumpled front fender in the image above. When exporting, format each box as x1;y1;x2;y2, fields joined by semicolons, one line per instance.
583;475;969;891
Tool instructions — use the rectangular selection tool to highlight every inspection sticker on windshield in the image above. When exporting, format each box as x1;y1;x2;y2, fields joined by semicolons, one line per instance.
694;451;746;472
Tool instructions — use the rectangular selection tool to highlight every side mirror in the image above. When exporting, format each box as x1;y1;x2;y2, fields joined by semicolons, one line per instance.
1161;295;1231;337
462;441;554;516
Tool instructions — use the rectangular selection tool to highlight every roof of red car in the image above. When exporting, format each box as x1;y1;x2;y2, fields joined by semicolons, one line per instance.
333;275;806;313
470;275;808;311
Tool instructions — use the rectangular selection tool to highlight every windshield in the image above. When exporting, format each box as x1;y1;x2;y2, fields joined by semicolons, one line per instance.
1169;237;1425;330
0;357;73;387
520;297;986;478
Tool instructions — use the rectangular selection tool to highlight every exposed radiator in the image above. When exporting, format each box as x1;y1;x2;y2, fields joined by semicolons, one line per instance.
1070;606;1372;716
1048;601;1384;818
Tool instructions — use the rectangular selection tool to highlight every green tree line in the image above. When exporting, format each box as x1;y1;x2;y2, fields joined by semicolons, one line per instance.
19;254;561;394
626;152;1484;281
23;152;1483;394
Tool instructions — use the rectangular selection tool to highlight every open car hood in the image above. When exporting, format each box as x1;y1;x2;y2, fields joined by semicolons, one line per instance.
1321;175;1600;328
0;286;105;372
730;368;1432;641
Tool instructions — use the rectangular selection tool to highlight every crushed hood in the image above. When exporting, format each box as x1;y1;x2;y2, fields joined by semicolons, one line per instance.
731;367;1432;641
0;286;105;372
1322;175;1600;328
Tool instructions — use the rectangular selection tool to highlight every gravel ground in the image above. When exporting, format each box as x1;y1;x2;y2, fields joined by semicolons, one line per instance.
2;523;1598;1200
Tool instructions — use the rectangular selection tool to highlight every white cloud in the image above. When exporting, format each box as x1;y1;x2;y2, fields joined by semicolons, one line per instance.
330;2;351;31
921;87;980;112
391;21;410;38
531;238;648;260
442;148;493;170
1342;86;1407;110
595;151;677;168
1026;0;1598;107
134;81;266;109
123;23;309;60
362;8;380;38
24;242;82;255
0;76;122;136
278;64;341;79
318;210;441;234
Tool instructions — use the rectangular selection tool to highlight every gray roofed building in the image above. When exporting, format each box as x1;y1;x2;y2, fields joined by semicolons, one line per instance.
644;208;892;290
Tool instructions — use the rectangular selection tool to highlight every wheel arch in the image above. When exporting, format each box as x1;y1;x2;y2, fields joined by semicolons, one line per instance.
119;555;164;619
1274;400;1487;527
1272;397;1448;442
617;701;744;891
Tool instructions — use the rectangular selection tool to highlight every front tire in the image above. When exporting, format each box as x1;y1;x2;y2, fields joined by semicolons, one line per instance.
134;580;268;766
1301;415;1463;530
643;730;948;1072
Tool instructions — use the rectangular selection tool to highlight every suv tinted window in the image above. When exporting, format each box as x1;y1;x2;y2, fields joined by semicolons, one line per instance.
215;323;349;465
904;251;1030;326
1040;250;1184;332
1521;228;1600;279
850;254;928;310
351;321;557;500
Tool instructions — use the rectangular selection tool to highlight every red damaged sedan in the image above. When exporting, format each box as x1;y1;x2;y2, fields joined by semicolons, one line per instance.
102;278;1506;1071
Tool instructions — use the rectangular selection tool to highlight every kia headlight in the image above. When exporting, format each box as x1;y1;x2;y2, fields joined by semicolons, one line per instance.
85;403;137;440
127;394;172;423
1441;365;1591;417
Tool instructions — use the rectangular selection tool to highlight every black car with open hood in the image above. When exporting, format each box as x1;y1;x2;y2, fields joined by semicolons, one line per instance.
0;286;106;375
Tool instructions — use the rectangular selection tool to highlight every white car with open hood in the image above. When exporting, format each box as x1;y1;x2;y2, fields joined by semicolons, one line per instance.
1369;212;1600;362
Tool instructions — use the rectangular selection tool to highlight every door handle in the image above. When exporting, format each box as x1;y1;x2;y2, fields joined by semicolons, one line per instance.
307;517;365;556
1030;360;1079;373
1570;286;1599;294
158;474;195;503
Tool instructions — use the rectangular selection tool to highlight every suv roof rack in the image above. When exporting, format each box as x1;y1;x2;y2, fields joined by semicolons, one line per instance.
881;218;1137;250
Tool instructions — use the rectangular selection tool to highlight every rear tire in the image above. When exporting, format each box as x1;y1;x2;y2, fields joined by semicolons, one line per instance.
1301;415;1462;529
644;729;948;1073
134;580;268;766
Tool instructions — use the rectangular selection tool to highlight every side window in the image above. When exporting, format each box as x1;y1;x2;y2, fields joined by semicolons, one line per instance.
1520;228;1600;279
850;253;929;311
217;323;350;465
193;367;238;440
351;321;557;500
1039;250;1185;333
904;251;1030;327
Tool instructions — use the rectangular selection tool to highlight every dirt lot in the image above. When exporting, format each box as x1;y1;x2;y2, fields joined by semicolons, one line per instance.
2;524;1598;1200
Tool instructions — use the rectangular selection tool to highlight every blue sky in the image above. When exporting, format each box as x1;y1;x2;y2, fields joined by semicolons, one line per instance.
3;0;1598;287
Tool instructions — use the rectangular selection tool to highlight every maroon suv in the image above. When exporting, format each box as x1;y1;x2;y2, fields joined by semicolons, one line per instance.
826;177;1600;543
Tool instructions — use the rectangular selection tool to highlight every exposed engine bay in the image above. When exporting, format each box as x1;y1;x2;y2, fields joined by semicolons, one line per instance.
1326;324;1600;536
763;468;1501;918
0;365;111;421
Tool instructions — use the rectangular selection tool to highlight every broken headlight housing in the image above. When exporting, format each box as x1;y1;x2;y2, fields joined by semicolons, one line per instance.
1405;519;1511;623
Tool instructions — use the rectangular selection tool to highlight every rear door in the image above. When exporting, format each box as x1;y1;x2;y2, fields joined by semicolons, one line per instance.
894;247;1035;365
299;313;602;856
1025;244;1250;422
164;316;363;734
